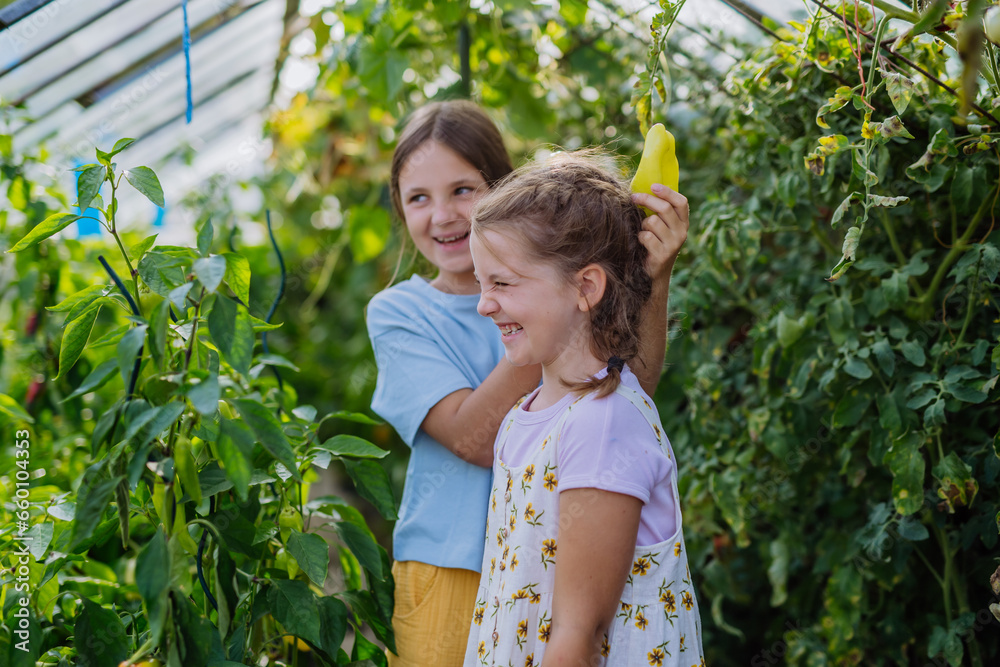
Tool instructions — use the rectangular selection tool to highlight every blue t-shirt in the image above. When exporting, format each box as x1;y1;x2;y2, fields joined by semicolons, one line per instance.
366;274;505;571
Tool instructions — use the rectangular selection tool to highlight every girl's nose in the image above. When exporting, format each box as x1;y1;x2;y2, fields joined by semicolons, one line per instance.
431;199;456;225
477;290;497;317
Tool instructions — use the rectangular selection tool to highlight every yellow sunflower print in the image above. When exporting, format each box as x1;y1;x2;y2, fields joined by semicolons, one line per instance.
517;619;528;638
524;654;534;667
648;648;665;666
473;606;484;625
538;623;551;643
682;590;694;610
542;539;557;557
477;641;485;658
601;635;610;657
661;590;676;613
543;472;558;491
632;557;650;576
523;464;535;481
635;610;648;630
674;542;682;557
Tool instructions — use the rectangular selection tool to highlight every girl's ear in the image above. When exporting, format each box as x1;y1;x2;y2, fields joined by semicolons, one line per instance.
576;263;606;312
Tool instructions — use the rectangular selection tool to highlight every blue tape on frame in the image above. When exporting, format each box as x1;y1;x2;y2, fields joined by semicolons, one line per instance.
183;0;192;123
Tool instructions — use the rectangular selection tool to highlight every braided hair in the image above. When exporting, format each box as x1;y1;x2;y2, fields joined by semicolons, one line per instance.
471;150;652;398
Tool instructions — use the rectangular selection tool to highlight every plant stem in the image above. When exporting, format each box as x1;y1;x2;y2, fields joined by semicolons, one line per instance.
934;522;954;624
870;0;919;22
920;194;993;308
108;173;142;316
953;252;982;351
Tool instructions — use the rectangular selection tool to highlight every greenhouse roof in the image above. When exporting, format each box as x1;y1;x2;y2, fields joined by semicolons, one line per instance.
0;0;804;235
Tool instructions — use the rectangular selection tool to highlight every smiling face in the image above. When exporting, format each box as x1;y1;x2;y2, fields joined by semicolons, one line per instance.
398;140;487;294
471;230;600;382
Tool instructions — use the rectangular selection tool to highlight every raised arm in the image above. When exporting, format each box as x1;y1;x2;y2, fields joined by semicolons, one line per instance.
630;184;690;396
421;359;541;468
541;488;642;667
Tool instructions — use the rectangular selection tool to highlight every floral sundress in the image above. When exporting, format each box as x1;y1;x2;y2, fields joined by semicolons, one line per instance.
462;383;705;667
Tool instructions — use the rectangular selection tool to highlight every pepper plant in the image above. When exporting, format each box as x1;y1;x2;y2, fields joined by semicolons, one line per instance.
1;140;397;666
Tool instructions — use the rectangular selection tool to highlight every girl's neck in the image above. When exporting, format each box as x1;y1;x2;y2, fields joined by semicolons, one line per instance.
530;354;606;411
430;271;479;295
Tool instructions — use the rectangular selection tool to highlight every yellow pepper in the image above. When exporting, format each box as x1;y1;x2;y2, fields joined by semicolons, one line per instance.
630;123;679;214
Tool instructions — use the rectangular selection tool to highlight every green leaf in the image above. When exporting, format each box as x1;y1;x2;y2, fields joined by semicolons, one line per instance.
71;472;122;548
75;599;129;666
209;296;254;377
924;397;947;427
232;398;300;479
0;393;34;422
832;390;872;428
124;166;165;207
174;435;202;504
881;271;908;307
197;218;214;256
169;282;194;312
843;357;872;379
223;252;251;304
56;305;99;380
24;521;54;560
776;311;806;348
335;521;383;579
318;596;349;658
193;255;227;293
316;434;389;459
876;393;902;434
900;340;926;367
218;418;255;501
268;579;322;645
111;137;135;155
885;432;925;515
951;164;989;216
47;284;106;313
872;339;895;377
149;299;169;370
767;535;789;606
63;358;118;401
868;194;909;208
76;165;105;211
830;192;859;228
136;528;170;643
287;529;330;586
128;233;158;263
187;373;220;415
7;213;83;252
342;458;397;520
138;251;188;296
117;323;147;384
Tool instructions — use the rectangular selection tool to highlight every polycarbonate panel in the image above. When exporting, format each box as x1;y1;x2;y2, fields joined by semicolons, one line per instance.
0;0;181;103
0;0;126;75
13;0;283;164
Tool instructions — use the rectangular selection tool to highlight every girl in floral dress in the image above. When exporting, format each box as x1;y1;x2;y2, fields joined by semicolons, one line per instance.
463;152;705;667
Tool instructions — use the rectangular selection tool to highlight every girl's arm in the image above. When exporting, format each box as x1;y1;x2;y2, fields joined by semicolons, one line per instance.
542;489;642;667
631;184;690;396
420;359;541;467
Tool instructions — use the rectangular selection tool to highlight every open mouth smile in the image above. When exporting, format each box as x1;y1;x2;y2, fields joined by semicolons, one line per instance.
434;230;470;245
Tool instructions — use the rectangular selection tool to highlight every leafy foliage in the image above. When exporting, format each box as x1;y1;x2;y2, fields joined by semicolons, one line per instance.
0;143;397;665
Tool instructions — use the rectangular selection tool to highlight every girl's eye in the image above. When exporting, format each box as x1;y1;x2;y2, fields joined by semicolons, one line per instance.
456;186;474;195
408;194;427;204
494;282;508;288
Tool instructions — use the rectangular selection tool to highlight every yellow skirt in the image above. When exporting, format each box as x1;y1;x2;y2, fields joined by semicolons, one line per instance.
387;560;480;667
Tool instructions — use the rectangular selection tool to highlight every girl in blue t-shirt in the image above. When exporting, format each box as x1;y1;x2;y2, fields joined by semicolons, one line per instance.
366;100;689;667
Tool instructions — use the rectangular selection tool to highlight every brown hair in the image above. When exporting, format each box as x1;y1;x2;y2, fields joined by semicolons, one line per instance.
471;150;652;398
